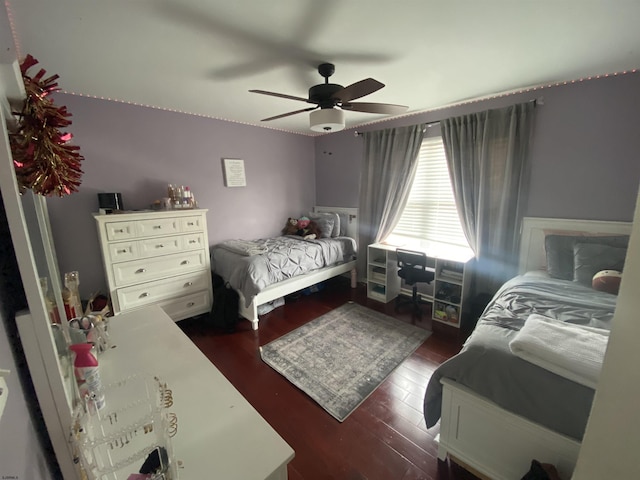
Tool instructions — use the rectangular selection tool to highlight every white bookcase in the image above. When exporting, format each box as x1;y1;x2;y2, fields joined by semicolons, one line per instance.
367;244;401;303
367;242;474;328
431;257;472;328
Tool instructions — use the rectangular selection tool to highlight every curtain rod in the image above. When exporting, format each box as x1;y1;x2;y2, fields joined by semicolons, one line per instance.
353;96;544;137
353;120;438;137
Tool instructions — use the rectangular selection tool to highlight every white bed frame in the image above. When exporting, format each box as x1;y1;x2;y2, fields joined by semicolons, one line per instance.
437;216;633;480
238;206;359;330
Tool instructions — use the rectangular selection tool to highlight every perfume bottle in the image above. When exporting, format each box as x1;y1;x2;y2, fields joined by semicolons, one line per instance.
39;277;61;324
64;271;83;320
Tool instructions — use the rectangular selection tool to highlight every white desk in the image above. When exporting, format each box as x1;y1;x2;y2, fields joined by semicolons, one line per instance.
98;305;294;479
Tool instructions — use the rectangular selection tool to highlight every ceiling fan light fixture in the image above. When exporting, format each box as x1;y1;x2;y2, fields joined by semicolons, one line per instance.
310;108;345;132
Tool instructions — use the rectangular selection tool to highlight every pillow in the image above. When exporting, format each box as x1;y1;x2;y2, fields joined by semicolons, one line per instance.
309;212;340;237
336;212;348;236
310;215;335;238
573;243;627;286
545;234;629;280
592;270;623;295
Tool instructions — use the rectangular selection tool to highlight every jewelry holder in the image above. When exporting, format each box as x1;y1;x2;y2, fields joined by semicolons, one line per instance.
72;374;178;480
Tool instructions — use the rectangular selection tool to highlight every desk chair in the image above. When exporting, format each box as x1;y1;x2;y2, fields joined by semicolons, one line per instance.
395;248;434;317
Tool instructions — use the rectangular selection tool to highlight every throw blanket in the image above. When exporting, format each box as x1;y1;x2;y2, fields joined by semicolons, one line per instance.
216;239;268;256
509;313;609;389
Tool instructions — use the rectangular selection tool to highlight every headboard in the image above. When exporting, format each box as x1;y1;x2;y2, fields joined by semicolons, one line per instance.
313;206;359;248
518;216;633;274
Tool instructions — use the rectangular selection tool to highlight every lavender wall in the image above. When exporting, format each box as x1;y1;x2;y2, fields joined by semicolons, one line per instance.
315;73;640;222
46;95;315;299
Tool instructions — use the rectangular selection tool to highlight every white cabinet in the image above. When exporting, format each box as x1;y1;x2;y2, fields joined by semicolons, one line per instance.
366;244;401;302
94;209;212;321
431;257;472;328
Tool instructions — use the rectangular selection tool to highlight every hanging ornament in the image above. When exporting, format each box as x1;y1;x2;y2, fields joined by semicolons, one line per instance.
9;54;84;196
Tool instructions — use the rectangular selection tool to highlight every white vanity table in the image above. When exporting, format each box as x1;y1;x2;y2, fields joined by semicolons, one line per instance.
98;305;294;479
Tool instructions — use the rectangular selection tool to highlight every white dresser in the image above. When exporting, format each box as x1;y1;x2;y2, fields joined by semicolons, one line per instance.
94;209;212;321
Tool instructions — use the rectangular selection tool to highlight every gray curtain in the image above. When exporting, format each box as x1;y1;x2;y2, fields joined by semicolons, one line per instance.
357;124;426;276
441;102;536;294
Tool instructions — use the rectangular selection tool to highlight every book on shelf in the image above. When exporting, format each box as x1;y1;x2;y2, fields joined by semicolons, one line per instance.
440;268;463;280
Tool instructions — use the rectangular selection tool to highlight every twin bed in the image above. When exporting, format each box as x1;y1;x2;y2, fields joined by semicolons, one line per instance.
425;216;632;480
210;206;358;330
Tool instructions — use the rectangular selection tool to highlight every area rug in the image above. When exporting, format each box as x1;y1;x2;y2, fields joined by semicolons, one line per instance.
260;302;431;421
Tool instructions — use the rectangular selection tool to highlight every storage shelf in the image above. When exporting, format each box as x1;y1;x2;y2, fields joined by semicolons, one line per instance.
366;245;400;303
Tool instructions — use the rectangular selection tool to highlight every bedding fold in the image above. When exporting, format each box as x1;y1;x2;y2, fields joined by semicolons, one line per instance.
509;313;609;389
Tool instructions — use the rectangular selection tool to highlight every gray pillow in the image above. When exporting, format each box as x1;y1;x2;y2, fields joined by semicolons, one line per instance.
545;234;629;280
310;215;335;238
573;242;627;286
336;212;348;236
309;212;340;237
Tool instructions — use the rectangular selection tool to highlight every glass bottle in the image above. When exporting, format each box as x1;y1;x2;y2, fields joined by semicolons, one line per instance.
64;271;83;319
39;277;61;324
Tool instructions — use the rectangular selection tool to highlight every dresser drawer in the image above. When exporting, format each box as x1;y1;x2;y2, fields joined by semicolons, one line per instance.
182;232;205;251
136;217;180;237
116;271;209;311
112;251;207;287
108;241;138;263
181;216;204;232
138;235;183;258
159;290;212;321
105;221;136;241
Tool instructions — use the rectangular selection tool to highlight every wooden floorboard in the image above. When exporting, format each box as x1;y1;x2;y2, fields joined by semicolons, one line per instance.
179;276;480;480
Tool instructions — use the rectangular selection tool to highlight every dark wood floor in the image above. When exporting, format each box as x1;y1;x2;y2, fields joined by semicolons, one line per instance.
178;277;480;480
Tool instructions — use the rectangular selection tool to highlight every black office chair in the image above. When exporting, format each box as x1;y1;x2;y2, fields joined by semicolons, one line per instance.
395;248;435;317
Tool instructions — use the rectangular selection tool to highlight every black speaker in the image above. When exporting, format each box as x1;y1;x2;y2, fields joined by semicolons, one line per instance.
97;193;123;213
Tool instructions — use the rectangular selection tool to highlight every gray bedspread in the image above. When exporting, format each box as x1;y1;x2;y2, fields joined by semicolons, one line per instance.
211;235;357;307
424;274;618;441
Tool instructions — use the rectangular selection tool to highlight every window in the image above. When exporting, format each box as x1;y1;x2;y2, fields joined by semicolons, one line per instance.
390;136;470;249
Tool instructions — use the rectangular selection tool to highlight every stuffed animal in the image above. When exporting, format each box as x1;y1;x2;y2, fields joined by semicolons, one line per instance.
281;217;321;240
296;216;321;240
282;217;299;236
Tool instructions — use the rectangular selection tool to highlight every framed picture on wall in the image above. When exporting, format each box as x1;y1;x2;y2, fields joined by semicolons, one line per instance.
222;158;246;187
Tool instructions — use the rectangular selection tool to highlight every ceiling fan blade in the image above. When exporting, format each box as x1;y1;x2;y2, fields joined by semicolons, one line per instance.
250;89;316;104
341;102;408;115
331;78;384;103
261;107;318;122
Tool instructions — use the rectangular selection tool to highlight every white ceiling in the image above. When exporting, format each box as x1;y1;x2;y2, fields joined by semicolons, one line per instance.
4;0;640;135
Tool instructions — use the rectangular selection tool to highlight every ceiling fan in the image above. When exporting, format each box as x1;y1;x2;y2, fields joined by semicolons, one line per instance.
250;63;408;132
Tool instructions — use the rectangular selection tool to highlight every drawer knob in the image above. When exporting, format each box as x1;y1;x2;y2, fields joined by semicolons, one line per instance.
115;228;124;233
184;282;193;287
118;249;128;254
188;222;194;226
154;225;162;229
181;260;190;265
135;268;146;274
189;240;196;244
187;302;195;308
157;244;164;248
139;292;150;298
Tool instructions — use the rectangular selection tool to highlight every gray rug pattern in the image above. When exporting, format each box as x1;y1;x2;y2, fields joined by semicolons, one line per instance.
260;302;431;421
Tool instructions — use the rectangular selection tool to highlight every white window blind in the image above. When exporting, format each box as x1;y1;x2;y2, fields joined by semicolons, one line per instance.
392;136;470;248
